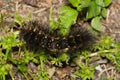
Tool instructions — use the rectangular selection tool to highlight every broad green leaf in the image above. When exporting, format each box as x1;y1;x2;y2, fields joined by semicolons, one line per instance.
86;1;101;20
59;6;78;25
104;0;112;7
91;16;102;31
69;0;90;11
101;8;107;18
81;0;91;8
59;6;78;35
69;0;81;8
95;0;104;7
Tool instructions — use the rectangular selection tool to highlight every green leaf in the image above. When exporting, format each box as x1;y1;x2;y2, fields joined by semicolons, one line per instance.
74;64;95;80
86;1;101;20
51;58;63;67
91;16;102;31
49;6;78;36
50;19;59;30
104;0;112;7
59;6;78;26
69;0;90;11
69;0;81;8
95;0;104;7
59;6;78;35
59;28;69;36
0;65;7;75
100;36;114;49
80;0;91;8
59;53;70;63
0;32;19;49
18;64;27;73
101;8;107;18
15;13;30;26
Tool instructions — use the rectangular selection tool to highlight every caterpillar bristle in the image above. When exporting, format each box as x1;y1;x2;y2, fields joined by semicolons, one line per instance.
19;21;96;53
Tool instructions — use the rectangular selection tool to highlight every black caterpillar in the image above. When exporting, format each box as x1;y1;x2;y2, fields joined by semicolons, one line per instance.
19;21;96;54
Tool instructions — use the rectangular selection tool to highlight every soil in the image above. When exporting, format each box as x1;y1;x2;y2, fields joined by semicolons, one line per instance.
0;0;120;80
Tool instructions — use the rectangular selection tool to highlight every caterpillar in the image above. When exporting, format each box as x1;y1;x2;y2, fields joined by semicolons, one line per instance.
19;21;96;54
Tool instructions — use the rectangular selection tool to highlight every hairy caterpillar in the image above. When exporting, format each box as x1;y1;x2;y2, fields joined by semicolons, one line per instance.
19;21;96;54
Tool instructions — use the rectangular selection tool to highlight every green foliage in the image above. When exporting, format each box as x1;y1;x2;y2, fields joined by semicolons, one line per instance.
0;32;20;61
0;17;15;79
74;51;95;80
101;8;107;18
9;48;39;72
14;13;30;26
91;16;102;31
0;1;117;80
39;52;49;63
0;13;49;80
69;0;112;31
94;36;114;50
0;32;19;50
74;36;120;79
50;0;112;34
51;53;70;67
86;1;101;20
37;52;50;80
74;65;95;80
0;47;13;80
37;68;50;80
69;0;91;11
0;64;12;80
17;64;27;73
50;6;78;36
104;43;120;72
59;6;78;35
93;36;120;72
104;0;112;7
0;50;12;80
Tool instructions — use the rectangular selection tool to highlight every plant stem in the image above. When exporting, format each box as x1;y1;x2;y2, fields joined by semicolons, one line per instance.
90;49;116;57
